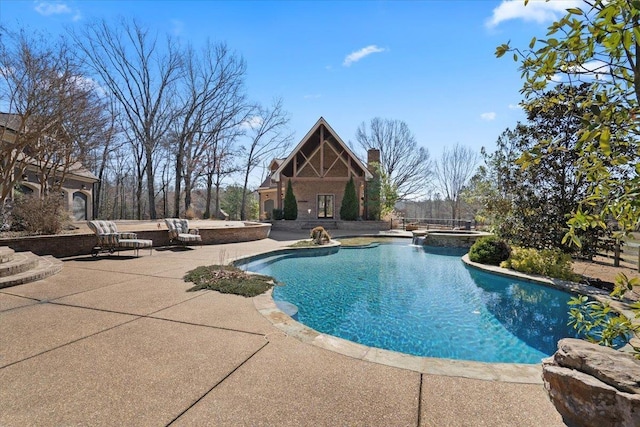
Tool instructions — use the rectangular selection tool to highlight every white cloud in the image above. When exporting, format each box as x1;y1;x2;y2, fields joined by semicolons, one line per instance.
343;45;386;67
551;60;610;82
481;112;496;121
34;2;71;15
486;0;582;28
241;116;263;130
34;2;81;20
508;104;522;110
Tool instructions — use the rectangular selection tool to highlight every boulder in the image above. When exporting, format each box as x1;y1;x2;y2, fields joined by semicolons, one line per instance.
542;338;640;427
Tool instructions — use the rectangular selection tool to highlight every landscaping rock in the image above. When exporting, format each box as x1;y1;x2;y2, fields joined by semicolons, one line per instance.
542;338;640;427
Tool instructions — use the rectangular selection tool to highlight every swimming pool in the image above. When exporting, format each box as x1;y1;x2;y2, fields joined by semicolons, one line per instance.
241;240;581;364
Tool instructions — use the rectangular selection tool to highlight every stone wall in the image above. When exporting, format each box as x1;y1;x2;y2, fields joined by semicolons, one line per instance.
1;222;271;258
269;220;390;231
422;232;491;249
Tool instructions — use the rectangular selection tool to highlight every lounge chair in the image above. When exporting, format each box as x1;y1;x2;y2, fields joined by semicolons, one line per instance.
164;218;202;247
87;220;153;257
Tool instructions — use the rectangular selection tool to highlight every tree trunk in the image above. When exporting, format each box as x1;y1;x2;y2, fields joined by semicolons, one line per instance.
184;173;192;215
240;166;250;221
214;180;221;218
174;144;183;218
136;177;143;220
204;171;213;219
145;150;156;219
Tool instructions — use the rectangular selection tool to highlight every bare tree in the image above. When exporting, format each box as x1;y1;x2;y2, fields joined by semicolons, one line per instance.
0;27;106;218
84;96;124;218
239;99;292;220
72;18;182;219
434;143;479;220
355;118;432;203
173;41;249;217
203;131;243;218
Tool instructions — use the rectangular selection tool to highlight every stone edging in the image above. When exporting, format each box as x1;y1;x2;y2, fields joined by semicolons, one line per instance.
253;288;543;384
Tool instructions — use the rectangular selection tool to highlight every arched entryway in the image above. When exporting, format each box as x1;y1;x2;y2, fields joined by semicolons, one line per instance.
72;192;87;221
264;199;274;219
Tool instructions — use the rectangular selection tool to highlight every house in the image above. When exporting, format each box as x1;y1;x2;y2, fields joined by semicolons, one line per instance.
257;117;377;221
1;112;99;221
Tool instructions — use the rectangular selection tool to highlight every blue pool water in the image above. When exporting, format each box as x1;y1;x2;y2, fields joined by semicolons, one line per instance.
241;241;582;364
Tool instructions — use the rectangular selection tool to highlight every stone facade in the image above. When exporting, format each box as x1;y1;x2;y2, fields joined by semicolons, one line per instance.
18;167;98;221
1;113;99;221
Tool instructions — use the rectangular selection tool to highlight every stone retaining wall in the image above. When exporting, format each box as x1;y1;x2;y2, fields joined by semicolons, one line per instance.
270;220;390;231
416;231;491;249
1;222;271;258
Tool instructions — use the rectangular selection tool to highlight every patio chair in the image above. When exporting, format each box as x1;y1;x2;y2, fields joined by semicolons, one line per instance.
87;220;153;257
164;218;202;247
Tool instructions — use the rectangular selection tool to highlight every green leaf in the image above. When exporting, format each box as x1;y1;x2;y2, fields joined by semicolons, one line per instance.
600;127;611;156
529;37;537;49
495;43;510;58
567;8;583;15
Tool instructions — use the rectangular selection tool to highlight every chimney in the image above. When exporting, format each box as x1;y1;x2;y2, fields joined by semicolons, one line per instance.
367;149;380;167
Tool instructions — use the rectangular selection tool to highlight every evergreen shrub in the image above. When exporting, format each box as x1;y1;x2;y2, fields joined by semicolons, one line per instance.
340;177;359;221
283;180;298;220
468;236;511;265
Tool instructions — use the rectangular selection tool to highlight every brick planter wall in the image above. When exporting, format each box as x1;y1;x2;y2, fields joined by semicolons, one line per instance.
0;222;271;258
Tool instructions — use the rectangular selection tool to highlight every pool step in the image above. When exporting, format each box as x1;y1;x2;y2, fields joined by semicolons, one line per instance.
0;246;63;289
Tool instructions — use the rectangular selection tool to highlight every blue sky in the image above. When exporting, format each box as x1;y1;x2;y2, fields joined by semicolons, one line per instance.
1;0;580;185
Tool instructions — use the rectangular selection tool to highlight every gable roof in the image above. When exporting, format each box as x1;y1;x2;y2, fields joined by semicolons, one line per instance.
271;117;373;182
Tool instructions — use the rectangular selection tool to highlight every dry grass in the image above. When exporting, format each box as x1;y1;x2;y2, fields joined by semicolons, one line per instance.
183;265;276;297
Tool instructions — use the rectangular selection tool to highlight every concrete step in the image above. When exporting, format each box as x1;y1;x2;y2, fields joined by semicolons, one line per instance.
0;255;63;289
0;251;39;278
0;246;15;264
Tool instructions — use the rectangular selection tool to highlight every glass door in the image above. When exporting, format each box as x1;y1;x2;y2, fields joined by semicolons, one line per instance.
317;194;334;218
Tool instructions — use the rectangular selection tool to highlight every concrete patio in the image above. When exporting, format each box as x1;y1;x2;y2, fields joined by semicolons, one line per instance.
0;230;565;426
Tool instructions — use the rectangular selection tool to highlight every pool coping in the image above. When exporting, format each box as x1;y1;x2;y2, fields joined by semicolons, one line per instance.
243;239;637;384
253;287;545;384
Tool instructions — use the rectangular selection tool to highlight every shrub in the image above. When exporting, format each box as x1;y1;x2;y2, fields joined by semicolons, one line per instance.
283;180;298;220
185;207;198;220
500;247;580;281
339;176;358;220
310;226;331;245
468;236;511;265
272;208;284;220
10;193;66;235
